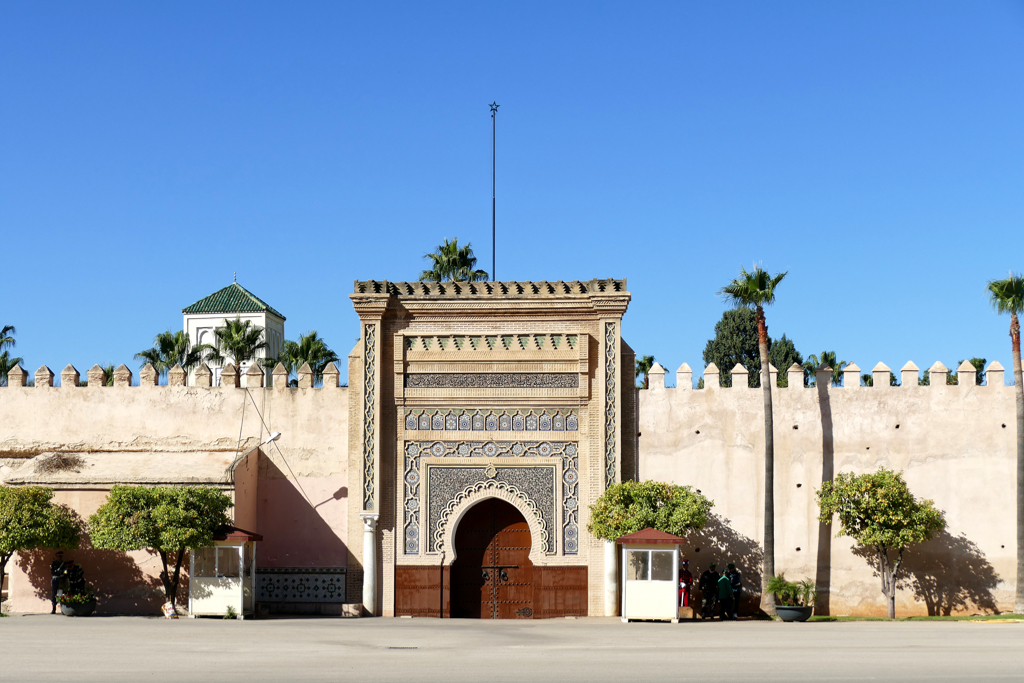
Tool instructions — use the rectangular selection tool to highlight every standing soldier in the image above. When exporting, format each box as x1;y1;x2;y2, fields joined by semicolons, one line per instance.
698;562;719;620
726;563;742;619
679;559;694;608
49;551;69;614
717;570;734;620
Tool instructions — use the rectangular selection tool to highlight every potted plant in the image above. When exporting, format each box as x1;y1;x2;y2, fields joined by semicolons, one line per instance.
767;574;815;622
57;586;97;617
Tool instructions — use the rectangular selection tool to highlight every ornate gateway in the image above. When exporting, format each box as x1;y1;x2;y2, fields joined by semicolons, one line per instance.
349;279;634;618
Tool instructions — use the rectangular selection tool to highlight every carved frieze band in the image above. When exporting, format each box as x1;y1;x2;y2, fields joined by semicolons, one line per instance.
405;333;579;353
402;440;579;556
405;408;578;433
604;321;617;488
362;323;376;510
405;373;579;389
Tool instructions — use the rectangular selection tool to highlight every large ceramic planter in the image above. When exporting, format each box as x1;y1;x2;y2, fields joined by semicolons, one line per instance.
61;599;97;617
776;606;813;622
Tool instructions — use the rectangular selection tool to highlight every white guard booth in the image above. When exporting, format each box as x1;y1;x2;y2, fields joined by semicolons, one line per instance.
618;528;685;623
189;526;262;619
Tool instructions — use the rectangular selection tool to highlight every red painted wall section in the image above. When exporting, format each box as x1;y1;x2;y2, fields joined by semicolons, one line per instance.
232;449;259;532
256;475;349;568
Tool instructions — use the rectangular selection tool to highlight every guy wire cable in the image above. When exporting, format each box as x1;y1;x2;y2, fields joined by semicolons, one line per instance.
245;389;313;506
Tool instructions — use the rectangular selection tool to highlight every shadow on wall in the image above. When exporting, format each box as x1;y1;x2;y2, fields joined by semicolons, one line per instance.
852;530;999;615
686;514;764;611
257;455;349;567
19;542;164;614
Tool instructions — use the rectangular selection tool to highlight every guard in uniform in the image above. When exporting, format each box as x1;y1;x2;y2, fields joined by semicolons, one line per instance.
679;559;693;607
49;551;69;614
698;562;719;620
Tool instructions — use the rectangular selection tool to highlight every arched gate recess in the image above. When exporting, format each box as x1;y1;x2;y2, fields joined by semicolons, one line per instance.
395;498;588;618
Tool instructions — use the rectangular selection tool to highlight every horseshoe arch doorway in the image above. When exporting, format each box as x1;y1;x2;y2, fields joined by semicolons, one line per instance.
450;498;535;619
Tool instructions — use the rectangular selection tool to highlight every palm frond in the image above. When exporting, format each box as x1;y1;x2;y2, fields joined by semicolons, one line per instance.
718;265;787;309
988;273;1024;316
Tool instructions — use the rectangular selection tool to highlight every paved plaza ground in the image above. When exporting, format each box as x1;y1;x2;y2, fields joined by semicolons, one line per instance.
2;615;1021;682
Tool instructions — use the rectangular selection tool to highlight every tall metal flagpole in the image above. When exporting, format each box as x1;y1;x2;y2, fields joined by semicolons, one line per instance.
490;102;499;282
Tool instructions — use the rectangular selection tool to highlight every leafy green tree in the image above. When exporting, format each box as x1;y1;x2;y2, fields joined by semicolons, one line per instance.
419;238;489;282
817;468;946;619
635;355;655;389
206;318;267;370
987;273;1024;613
804;351;846;387
702;308;761;387
769;334;804;388
281;330;340;384
0;324;15;352
89;485;232;608
0;486;82;604
134;330;212;378
588;481;713;540
719;264;787;617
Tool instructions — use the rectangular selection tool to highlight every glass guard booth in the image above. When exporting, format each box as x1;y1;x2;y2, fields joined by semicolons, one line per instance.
617;528;686;623
189;526;263;619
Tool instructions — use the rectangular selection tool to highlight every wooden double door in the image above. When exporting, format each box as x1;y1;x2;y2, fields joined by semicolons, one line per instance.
394;498;589;618
451;499;534;619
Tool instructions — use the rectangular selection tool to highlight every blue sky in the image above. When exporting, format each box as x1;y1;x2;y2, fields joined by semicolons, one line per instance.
3;2;1023;385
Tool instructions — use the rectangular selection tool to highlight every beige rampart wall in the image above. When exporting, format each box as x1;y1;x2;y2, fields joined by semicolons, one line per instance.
639;367;1016;616
0;380;349;614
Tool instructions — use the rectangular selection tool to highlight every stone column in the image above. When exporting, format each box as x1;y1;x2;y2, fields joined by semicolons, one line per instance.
360;512;380;616
604;539;619;616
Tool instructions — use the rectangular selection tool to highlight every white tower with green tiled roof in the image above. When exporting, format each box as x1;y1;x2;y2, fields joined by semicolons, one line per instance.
182;282;285;385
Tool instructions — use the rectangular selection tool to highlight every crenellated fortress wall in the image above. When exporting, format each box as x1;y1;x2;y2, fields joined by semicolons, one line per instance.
1;352;1018;616
639;360;1017;616
0;361;351;613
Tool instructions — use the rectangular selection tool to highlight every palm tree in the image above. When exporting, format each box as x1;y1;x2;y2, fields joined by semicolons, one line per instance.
805;351;847;387
0;350;24;386
0;324;15;352
635;355;655;389
420;238;489;282
0;325;22;387
987;273;1024;614
281;331;340;385
720;265;787;617
134;330;212;378
207;318;267;369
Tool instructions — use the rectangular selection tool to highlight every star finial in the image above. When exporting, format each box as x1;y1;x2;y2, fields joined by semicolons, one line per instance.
489;101;500;114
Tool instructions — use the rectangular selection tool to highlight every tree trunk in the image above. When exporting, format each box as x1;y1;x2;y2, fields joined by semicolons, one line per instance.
0;552;10;608
756;305;777;617
158;550;173;606
1011;312;1024;614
